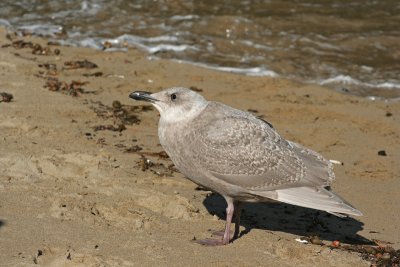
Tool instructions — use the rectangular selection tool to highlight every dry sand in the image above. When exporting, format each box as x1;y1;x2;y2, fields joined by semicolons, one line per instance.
0;28;399;266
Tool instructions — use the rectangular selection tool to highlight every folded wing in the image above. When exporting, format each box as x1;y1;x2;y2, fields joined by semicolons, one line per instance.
189;102;361;216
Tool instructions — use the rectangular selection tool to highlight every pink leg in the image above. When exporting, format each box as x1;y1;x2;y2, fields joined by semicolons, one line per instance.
195;197;235;246
233;202;243;239
222;199;234;244
210;201;243;238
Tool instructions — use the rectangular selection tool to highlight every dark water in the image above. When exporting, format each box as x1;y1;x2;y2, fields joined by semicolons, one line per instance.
1;0;399;98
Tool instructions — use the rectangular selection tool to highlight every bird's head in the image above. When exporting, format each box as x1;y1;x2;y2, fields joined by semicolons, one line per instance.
129;87;208;123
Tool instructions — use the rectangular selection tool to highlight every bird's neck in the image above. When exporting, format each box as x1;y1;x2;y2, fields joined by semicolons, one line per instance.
159;102;208;125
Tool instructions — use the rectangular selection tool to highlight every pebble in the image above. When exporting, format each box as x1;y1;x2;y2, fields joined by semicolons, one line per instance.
0;92;13;102
331;240;340;247
381;252;391;260
310;236;323;245
377;150;387;156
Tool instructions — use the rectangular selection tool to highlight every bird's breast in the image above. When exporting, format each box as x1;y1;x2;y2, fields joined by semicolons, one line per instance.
158;121;207;184
158;122;190;166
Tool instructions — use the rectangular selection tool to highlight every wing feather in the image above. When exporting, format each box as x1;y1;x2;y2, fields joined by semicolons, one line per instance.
190;102;333;191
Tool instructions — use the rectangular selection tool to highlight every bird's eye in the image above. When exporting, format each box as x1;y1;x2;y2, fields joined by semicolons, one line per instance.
171;93;177;101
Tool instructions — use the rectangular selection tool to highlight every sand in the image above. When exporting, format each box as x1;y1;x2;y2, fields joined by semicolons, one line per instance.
0;28;399;266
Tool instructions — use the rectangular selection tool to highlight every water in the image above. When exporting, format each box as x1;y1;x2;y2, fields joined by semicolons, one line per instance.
1;0;399;98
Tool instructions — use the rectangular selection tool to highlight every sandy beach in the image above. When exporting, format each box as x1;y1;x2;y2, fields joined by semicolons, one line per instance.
0;28;399;266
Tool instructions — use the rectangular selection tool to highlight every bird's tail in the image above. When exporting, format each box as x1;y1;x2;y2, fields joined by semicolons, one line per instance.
271;186;363;217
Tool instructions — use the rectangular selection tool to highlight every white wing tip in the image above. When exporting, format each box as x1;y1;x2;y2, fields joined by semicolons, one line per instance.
329;208;363;217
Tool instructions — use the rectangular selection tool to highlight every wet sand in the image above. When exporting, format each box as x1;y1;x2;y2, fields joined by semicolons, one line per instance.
0;28;399;266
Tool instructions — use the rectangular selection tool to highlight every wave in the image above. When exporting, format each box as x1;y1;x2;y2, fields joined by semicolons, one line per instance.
173;60;279;77
319;75;400;90
18;24;63;38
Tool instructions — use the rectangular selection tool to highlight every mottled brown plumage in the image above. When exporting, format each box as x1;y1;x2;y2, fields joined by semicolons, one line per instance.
130;87;362;245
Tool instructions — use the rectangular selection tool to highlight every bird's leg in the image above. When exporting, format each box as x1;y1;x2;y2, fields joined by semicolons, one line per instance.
233;201;243;239
222;199;234;244
210;201;243;238
194;197;235;246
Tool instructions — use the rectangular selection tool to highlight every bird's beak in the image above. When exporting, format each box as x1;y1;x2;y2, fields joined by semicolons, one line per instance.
129;91;159;103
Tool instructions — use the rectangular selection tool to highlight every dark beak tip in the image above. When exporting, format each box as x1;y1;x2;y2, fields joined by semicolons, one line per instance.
129;91;157;102
129;92;140;100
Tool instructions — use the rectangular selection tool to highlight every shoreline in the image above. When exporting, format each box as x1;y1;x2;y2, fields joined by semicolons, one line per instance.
3;25;400;99
0;28;399;266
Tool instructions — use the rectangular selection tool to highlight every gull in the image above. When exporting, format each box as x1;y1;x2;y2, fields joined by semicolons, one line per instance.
129;87;362;246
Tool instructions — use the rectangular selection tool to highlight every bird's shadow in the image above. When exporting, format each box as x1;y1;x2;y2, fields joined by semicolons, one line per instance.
203;193;372;245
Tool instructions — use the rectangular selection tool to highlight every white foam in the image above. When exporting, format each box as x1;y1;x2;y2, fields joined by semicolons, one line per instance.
77;37;103;49
17;24;63;37
300;37;343;51
239;40;274;51
170;15;199;21
320;75;359;85
80;1;102;15
114;34;179;43
0;19;12;28
100;34;194;53
147;44;193;53
375;82;400;89
173;60;279;77
319;75;400;89
68;34;194;54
